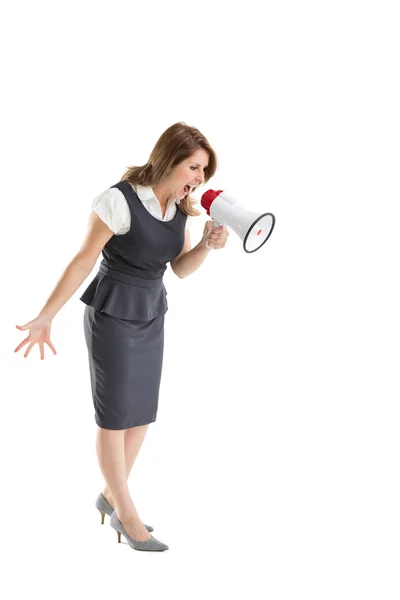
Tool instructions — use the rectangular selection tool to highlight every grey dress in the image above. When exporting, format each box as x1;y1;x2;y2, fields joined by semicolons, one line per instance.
80;181;187;430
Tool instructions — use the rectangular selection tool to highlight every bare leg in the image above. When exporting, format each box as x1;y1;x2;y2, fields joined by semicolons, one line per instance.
102;424;149;506
96;425;150;542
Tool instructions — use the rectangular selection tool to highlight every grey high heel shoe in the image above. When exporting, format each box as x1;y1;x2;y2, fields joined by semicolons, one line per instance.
110;511;169;552
95;493;154;532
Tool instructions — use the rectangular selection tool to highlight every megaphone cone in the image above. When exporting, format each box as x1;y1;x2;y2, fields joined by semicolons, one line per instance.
201;190;276;253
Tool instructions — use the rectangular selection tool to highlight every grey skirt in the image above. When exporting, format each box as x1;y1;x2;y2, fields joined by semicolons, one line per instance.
83;305;165;430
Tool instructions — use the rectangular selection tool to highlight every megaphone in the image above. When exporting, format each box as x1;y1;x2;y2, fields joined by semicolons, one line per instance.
201;189;276;253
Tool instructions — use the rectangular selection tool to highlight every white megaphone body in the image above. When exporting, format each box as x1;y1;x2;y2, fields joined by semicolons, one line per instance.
201;189;276;253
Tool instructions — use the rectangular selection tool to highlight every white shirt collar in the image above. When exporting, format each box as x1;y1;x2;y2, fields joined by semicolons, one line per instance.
135;184;180;206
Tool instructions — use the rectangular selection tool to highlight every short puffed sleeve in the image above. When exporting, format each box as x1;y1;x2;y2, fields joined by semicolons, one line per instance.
91;188;131;235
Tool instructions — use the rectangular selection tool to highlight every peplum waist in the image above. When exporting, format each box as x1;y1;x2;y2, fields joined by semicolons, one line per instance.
80;264;168;321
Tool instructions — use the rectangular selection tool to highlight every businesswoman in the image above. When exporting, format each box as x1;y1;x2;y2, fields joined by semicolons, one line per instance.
14;122;229;552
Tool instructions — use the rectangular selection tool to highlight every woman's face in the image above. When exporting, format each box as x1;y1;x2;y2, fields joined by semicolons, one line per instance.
169;148;209;200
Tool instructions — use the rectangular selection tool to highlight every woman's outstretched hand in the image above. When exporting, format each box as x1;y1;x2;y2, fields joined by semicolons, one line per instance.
14;315;57;360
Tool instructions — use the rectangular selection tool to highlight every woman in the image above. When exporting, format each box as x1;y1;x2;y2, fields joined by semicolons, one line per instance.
14;122;229;552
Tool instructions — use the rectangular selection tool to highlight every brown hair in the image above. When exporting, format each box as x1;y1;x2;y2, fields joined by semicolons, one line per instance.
120;122;218;216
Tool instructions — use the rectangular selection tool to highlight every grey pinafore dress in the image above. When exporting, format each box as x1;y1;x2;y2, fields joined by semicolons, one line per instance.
80;181;187;430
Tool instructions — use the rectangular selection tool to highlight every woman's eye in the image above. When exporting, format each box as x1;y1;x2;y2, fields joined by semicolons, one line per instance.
190;166;197;170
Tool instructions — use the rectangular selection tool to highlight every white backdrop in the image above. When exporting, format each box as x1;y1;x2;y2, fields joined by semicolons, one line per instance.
2;1;399;598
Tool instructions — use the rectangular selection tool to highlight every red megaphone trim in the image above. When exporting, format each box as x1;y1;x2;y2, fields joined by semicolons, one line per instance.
200;189;224;215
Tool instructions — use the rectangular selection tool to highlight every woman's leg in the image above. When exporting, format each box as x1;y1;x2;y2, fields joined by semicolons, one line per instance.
102;424;149;505
96;425;150;541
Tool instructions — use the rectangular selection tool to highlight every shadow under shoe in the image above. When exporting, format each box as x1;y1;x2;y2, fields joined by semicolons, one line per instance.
110;510;169;552
95;493;154;532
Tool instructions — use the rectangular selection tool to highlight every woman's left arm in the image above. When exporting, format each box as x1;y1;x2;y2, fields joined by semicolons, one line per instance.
170;222;229;279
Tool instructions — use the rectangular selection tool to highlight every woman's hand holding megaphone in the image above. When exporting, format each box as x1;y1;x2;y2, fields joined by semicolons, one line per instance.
201;220;229;250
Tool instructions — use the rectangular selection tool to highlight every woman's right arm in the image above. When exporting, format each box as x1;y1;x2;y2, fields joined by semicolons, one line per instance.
15;211;115;359
38;212;114;321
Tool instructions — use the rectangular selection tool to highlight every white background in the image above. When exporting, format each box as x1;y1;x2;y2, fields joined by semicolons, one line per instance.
2;1;399;598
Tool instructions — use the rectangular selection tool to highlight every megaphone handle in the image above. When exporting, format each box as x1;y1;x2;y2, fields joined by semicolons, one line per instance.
205;220;223;249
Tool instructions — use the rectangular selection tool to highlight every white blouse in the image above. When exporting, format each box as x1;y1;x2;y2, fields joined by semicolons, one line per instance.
92;183;193;235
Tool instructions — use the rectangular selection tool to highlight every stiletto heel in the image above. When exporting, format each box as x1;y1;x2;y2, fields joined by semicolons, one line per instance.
110;511;169;552
117;531;121;543
95;493;154;532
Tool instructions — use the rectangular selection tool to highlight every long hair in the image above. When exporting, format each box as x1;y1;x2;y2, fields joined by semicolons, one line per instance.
120;122;218;216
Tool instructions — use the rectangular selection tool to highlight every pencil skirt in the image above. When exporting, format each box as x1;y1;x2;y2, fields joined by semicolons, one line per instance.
83;305;165;430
